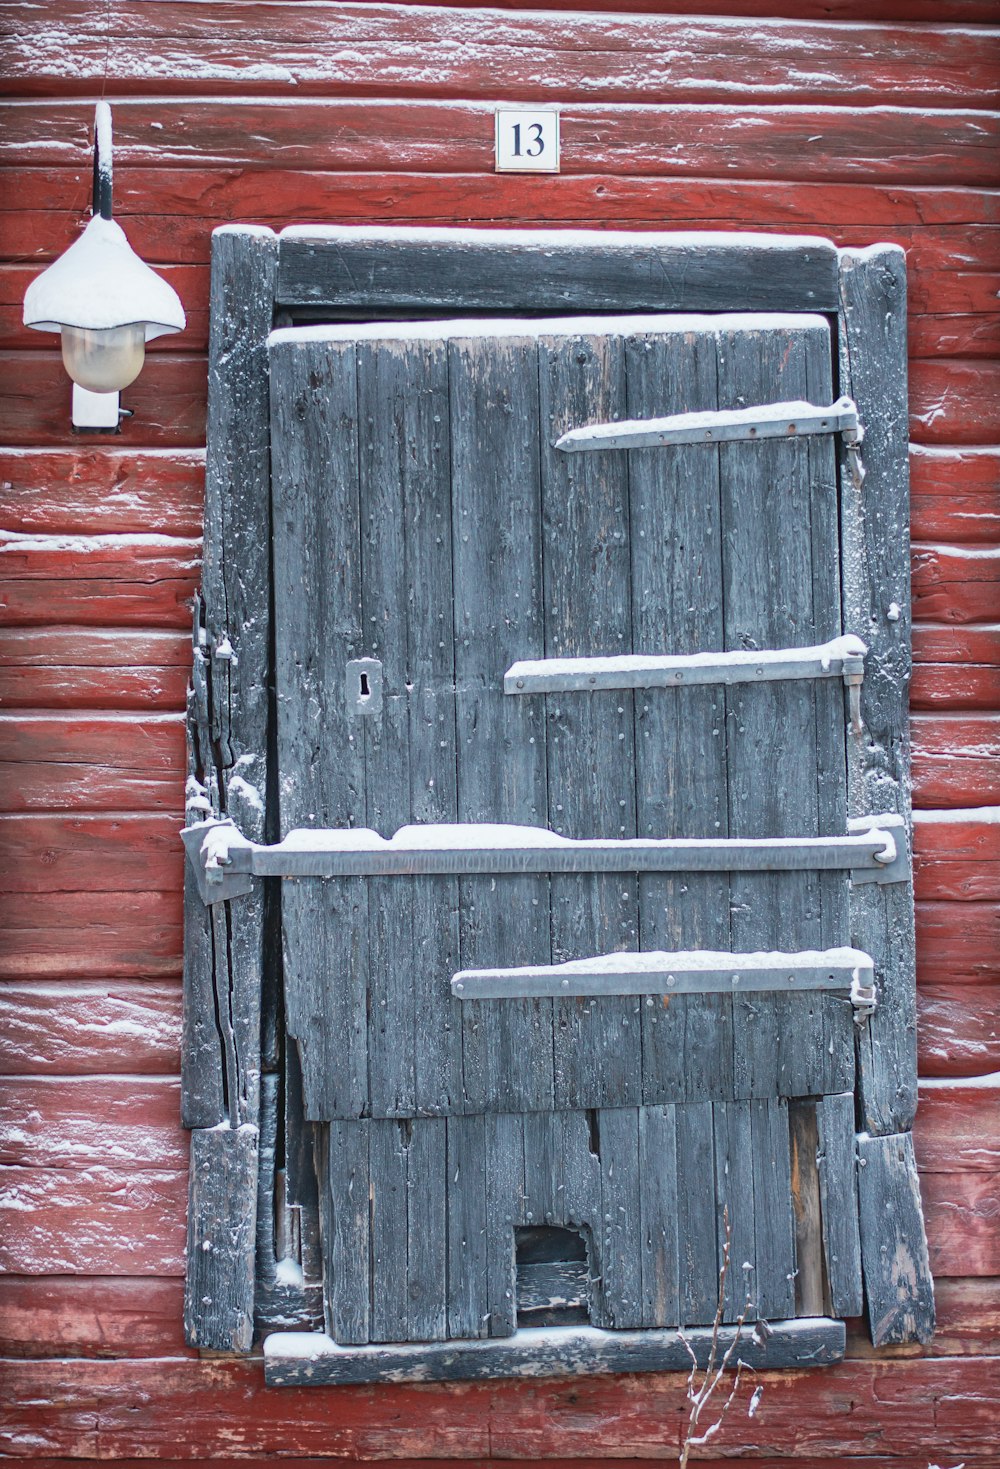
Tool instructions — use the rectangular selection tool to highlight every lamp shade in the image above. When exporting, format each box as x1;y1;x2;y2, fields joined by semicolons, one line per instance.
23;213;185;342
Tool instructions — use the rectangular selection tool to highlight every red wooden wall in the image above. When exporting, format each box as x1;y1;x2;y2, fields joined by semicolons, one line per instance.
1;0;997;1460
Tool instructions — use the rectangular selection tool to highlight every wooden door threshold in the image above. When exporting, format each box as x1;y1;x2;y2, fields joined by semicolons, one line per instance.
263;1317;845;1386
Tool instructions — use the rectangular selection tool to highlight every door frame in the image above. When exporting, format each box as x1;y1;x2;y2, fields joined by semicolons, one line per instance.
181;226;931;1359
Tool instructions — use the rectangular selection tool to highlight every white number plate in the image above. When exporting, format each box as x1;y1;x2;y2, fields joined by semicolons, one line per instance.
494;108;560;173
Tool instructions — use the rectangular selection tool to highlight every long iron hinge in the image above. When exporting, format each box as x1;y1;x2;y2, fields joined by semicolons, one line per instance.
182;813;909;905
451;944;878;1020
505;634;866;700
555;395;863;454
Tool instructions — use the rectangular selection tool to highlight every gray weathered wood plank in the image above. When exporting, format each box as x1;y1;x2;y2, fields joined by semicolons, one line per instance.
856;1130;934;1345
255;1072;324;1336
629;324;733;1109
181;862;223;1128
399;337;463;1119
486;1112;525;1337
560;1108;604;1323
406;1118;448;1341
184;1123;258;1352
270;333;369;1121
721;320;832;1101
281;1031;321;1283
750;1098;796;1322
803;323;856;1099
183;226;277;1351
324;1120;371;1345
446;1113;489;1339
264;1315;846;1386
713;1100;756;1323
595;1108;642;1329
523;1111;564;1228
839;246;917;1137
358;338;420;1120
449;333;554;1115
638;1104;679;1329
276;228;840;314
789;1100;825;1318
540;329;640;1111
369;1119;409;1342
676;1102;718;1324
816;1091;863;1319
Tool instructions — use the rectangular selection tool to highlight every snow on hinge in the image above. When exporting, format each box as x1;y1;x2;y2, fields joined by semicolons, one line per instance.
505;635;866;696
452;946;876;1012
183;816;904;905
556;396;860;453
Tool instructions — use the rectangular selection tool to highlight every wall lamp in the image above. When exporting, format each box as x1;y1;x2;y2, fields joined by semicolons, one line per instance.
22;102;185;430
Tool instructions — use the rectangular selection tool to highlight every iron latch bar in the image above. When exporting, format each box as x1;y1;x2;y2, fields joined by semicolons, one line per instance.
451;945;876;1015
182;815;908;906
555;395;861;453
505;634;866;697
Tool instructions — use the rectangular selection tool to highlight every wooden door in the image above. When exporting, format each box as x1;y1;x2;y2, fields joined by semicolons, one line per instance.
268;312;862;1343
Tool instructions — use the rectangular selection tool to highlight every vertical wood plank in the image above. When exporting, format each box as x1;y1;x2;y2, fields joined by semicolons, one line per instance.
255;1072;324;1337
204;227;278;1129
449;334;552;1115
594;1108;642;1329
282;1031;321;1282
270;334;369;1121
369;1120;409;1343
628;326;732;1107
181;862;222;1128
750;1098;796;1321
789;1099;825;1318
183;1124;258;1352
638;1104;679;1329
324;1119;371;1345
402;337;463;1119
183;622;223;1128
713;1099;756;1323
523;1111;564;1227
359;338;441;1118
539;330;640;1110
816;1091;864;1319
485;1112;524;1338
407;1118;448;1341
803;336;855;1099
676;1101;718;1325
446;1113;489;1339
184;226;277;1351
857;1130;935;1345
720;320;831;1101
839;246;917;1136
561;1108;603;1322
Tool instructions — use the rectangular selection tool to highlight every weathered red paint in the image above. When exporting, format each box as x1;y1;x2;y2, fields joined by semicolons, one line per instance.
1;0;997;1460
0;982;181;1075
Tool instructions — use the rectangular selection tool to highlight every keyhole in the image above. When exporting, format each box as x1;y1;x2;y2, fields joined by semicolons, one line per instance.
359;671;370;699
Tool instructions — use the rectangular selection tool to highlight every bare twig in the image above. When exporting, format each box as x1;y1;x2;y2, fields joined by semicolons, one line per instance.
678;1207;764;1469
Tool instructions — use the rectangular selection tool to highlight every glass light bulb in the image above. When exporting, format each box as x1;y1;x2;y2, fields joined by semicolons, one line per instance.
60;322;146;392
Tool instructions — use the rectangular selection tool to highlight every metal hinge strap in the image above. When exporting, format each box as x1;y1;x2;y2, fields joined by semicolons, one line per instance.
556;396;862;454
505;635;866;697
182;814;909;905
451;945;876;1010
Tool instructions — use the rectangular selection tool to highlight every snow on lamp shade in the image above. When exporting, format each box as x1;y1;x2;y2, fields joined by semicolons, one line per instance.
22;214;185;392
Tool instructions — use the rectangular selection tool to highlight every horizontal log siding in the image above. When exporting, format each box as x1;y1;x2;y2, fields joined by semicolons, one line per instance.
0;0;997;1461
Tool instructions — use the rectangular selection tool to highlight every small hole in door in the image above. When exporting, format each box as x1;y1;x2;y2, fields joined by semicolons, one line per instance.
359;671;370;699
515;1226;592;1327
